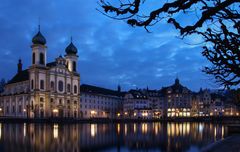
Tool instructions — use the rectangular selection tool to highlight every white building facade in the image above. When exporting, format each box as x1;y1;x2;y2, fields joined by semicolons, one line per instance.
0;29;80;118
80;84;123;119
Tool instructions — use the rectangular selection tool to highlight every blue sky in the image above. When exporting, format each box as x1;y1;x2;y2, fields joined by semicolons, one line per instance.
0;0;219;91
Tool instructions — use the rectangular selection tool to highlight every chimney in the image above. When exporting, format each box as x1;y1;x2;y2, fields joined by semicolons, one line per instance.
18;59;22;73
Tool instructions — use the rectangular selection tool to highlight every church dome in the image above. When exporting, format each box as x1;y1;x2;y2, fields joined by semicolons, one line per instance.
32;31;46;45
65;42;77;55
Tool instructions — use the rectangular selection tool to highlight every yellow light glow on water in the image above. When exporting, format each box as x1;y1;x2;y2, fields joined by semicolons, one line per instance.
154;123;159;135
221;126;224;139
24;123;26;137
141;123;148;134
91;124;97;138
117;123;120;135
124;124;127;136
0;123;1;140
134;123;137;133
53;124;59;139
214;126;217;142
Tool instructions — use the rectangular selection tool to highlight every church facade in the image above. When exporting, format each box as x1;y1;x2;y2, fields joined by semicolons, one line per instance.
0;28;80;118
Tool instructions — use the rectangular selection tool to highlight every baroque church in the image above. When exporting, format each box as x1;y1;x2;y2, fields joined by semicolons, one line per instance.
0;27;80;118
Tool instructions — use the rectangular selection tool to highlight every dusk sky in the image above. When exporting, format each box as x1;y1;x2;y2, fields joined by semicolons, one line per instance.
0;0;220;91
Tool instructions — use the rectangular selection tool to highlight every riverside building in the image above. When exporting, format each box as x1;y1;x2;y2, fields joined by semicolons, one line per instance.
80;84;124;118
0;28;80;118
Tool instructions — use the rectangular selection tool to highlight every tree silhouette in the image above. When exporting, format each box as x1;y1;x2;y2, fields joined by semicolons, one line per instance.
98;0;240;87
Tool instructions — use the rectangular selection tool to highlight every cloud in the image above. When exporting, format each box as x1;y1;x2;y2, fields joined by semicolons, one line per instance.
0;0;217;91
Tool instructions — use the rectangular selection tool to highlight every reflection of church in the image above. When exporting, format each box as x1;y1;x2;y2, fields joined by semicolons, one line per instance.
0;27;80;118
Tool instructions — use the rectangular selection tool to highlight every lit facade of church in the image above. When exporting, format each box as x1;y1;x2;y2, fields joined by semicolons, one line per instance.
0;28;80;118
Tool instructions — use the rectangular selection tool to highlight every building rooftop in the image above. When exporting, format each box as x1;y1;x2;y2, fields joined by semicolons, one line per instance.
7;69;29;84
80;84;124;97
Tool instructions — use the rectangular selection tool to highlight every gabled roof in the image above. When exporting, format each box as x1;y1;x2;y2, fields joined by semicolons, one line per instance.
80;84;124;97
128;90;148;99
161;79;191;94
7;69;29;84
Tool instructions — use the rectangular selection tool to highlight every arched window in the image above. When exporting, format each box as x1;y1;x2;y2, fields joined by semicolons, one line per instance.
40;53;44;65
32;53;35;64
67;84;71;92
58;81;64;92
74;85;77;94
40;80;44;90
73;61;76;72
50;81;54;91
31;79;34;90
40;97;44;102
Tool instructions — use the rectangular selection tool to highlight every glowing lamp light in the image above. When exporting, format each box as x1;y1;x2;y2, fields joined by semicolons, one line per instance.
124;112;128;115
23;109;26;112
117;113;121;117
90;111;96;115
134;112;136;116
142;112;148;117
53;109;59;113
222;109;225;112
236;113;239;116
0;108;2;111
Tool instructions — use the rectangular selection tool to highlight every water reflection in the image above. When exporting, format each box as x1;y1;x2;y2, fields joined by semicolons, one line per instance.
0;122;227;152
90;124;97;138
53;124;58;139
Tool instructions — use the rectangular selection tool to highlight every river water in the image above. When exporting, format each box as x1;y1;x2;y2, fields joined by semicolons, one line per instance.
0;122;227;152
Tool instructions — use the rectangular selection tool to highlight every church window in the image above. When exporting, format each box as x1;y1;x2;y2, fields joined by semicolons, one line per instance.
31;79;34;90
18;105;22;113
73;61;76;72
32;53;35;64
50;98;54;103
58;81;64;92
40;53;44;65
74;85;77;94
12;106;15;113
40;80;44;90
59;99;62;105
67;84;71;92
50;81;54;91
40;97;44;102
